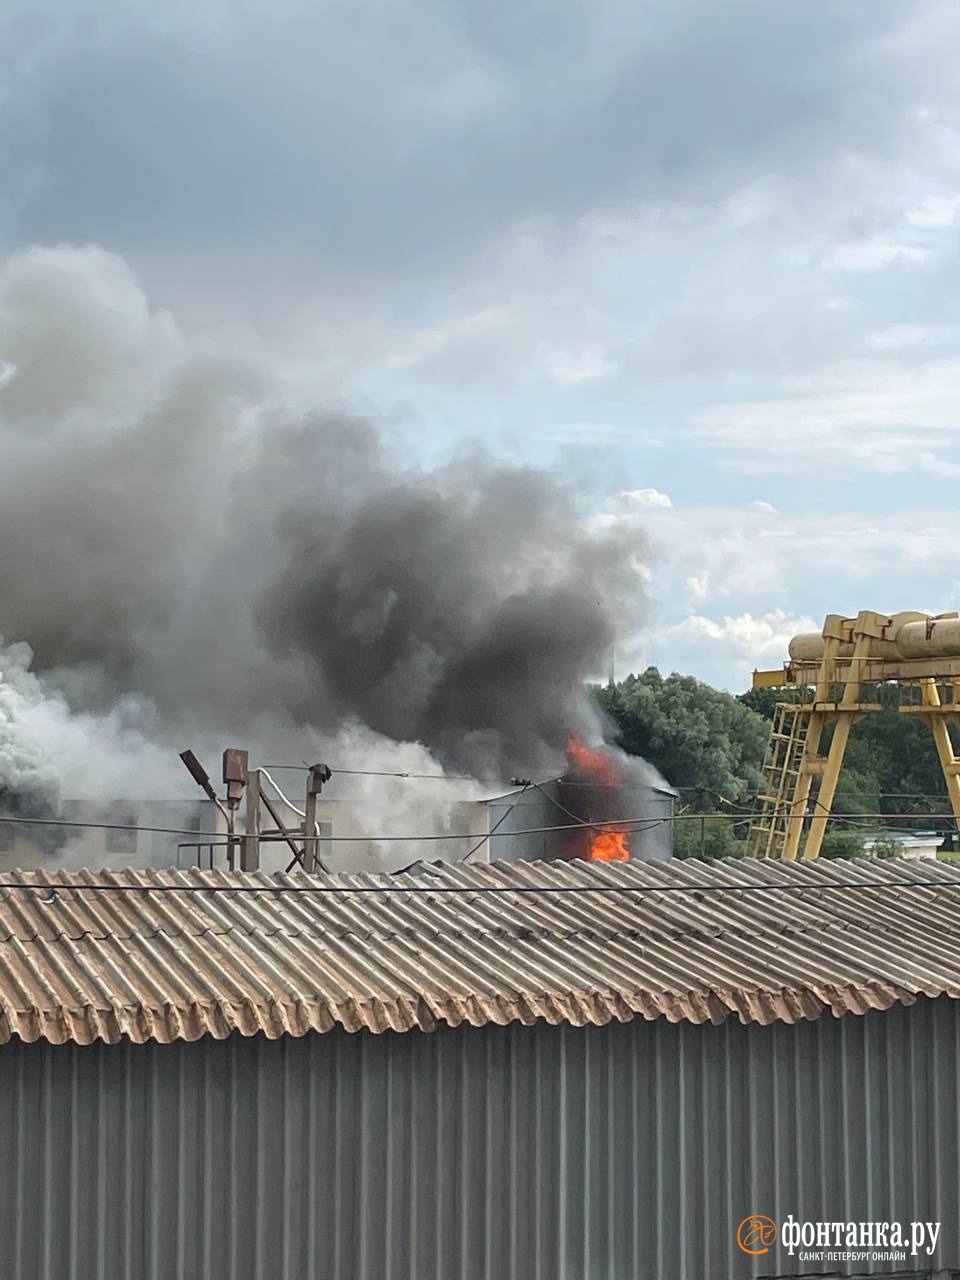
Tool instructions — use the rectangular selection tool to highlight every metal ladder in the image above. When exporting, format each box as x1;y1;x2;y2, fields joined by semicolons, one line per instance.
748;703;812;858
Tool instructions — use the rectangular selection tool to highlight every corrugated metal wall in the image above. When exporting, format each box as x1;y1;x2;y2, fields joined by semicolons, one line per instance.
0;998;957;1280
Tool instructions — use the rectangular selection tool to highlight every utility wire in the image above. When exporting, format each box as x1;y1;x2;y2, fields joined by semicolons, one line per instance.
3;877;960;899
263;770;956;808
461;783;530;863
256;765;479;782
755;792;950;827
0;812;671;841
1;811;957;842
530;779;604;834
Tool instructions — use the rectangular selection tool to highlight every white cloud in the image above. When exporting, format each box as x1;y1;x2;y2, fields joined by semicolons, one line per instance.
685;570;709;601
632;609;819;691
865;324;955;351
383;307;512;373
697;357;960;474
619;487;673;508
906;195;960;228
599;493;960;687
654;608;817;658
538;422;666;448
919;451;960;477
824;239;929;272
537;344;618;385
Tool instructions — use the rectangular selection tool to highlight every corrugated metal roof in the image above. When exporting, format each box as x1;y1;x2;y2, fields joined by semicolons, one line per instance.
0;856;959;1046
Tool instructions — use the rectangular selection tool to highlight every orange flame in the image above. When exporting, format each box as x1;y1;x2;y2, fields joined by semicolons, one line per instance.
564;734;630;862
587;829;630;862
565;733;621;785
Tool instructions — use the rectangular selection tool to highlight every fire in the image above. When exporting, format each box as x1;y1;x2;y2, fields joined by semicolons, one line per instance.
587;828;630;862
565;733;620;786
564;734;630;862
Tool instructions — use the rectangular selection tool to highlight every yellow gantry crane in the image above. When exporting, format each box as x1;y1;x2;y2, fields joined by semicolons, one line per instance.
749;610;960;859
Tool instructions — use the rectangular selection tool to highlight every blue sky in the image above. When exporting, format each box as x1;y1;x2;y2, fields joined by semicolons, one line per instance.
3;0;960;693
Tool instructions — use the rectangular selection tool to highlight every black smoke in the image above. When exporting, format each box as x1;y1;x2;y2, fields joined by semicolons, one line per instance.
0;246;651;790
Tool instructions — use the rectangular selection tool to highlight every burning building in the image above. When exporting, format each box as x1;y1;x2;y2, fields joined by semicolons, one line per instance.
483;736;678;863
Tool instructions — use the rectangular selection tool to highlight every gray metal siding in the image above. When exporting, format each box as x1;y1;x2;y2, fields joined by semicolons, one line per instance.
486;783;674;862
0;999;957;1280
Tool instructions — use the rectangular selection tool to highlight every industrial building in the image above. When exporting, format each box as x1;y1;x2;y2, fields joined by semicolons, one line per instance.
484;775;677;861
3;766;673;875
0;792;491;874
0;799;214;870
0;855;957;1279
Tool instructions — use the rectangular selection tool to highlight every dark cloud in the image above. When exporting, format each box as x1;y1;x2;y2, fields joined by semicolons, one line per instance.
1;1;926;274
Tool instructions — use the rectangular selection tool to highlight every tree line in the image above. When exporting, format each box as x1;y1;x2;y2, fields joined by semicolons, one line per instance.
593;669;953;858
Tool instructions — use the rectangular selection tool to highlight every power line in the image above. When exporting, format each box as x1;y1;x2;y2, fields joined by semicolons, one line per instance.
530;779;604;834
243;818;669;844
0;812;670;841
685;785;954;804
269;771;951;803
1;877;959;899
461;784;529;862
0;816;227;838
256;765;480;782
260;767;956;805
2;810;958;843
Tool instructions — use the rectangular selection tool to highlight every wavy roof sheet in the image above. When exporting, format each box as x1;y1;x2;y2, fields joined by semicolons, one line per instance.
0;856;959;1046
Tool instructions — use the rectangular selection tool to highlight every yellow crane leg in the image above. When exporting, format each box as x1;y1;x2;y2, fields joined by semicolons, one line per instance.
802;627;871;859
920;679;960;829
802;716;852;859
782;711;824;860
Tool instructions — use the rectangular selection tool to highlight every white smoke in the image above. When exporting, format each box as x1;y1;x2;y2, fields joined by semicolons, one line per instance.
0;640;182;802
0;642;61;817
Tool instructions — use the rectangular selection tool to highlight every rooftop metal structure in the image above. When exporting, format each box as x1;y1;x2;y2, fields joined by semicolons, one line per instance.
751;609;960;859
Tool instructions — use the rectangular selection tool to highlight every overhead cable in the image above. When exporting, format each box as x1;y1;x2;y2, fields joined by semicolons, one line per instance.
0;877;958;899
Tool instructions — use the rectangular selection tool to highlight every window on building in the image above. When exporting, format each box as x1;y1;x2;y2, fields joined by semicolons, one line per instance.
105;816;139;854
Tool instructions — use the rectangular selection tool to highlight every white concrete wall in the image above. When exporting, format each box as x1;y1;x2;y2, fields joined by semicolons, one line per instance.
1;793;492;875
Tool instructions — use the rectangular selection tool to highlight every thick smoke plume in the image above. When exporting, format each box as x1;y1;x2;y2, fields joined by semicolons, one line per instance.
0;246;651;834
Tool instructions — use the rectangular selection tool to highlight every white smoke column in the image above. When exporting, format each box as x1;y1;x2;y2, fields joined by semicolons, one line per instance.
295;721;489;871
0;642;61;821
0;641;185;806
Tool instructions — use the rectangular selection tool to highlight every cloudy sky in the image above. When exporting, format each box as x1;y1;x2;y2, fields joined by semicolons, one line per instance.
3;0;959;692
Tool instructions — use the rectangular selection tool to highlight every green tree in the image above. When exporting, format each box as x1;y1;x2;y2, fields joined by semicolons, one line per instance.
672;814;747;859
595;668;768;807
819;829;865;859
602;669;956;851
738;686;797;720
